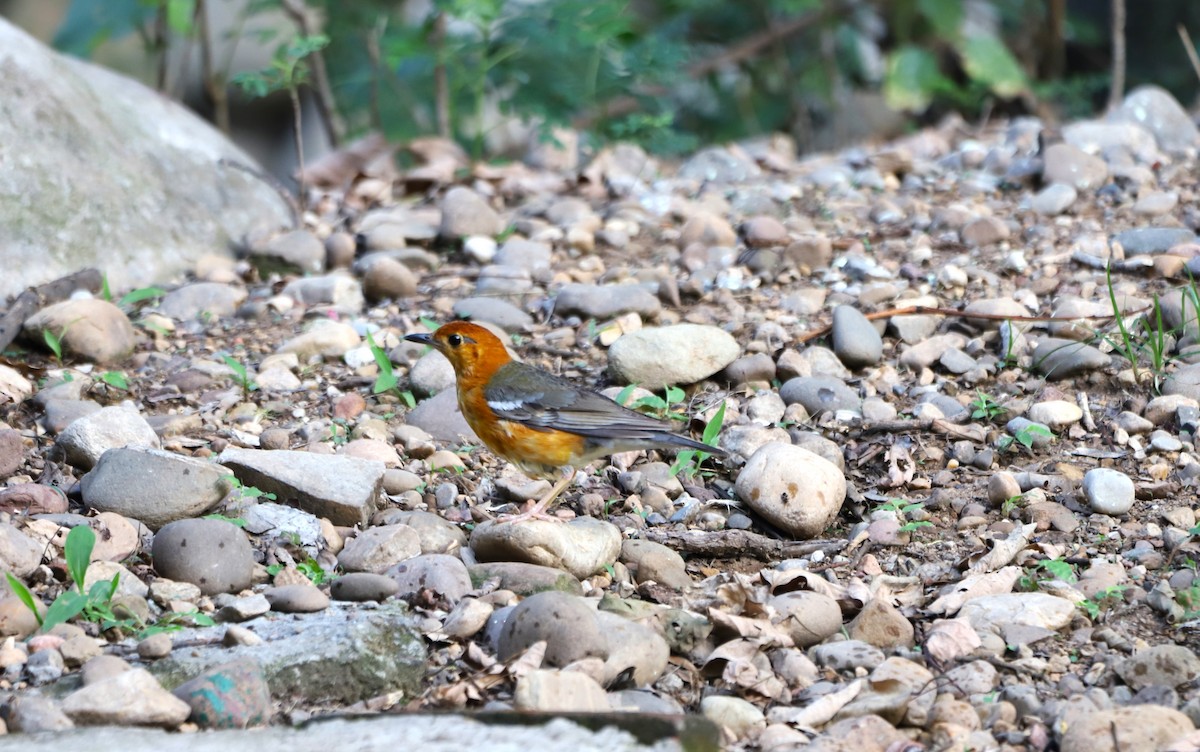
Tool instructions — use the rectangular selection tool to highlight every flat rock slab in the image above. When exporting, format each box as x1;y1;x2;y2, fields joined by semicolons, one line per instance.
149;602;424;705
10;713;704;752
218;447;385;527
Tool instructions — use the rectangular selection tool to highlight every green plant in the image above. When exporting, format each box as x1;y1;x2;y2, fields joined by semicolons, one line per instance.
266;558;333;586
671;400;727;479
118;286;166;312
970;391;1006;421
223;475;277;502
1177;585;1200;620
221;354;258;397
233;33;330;197
202;513;248;528
1078;585;1127;621
98;371;129;390
1000;494;1024;517
1017;558;1076;591
616;384;687;422
998;423;1052;453
874;498;932;534
5;526;120;633
329;417;351;447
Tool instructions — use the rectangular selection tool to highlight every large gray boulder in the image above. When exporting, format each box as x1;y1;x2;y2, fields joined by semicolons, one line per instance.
0;18;291;299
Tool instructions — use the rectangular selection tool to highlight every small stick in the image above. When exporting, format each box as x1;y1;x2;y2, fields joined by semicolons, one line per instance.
1077;391;1096;431
1179;25;1200;84
796;304;1152;345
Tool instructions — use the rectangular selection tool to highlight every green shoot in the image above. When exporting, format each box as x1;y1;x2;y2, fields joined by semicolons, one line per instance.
98;371;129;390
366;331;398;394
970;391;1005;421
671;400;726;478
221;354;258;397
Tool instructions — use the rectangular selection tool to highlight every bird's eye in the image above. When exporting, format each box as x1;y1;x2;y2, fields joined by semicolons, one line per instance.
447;334;463;348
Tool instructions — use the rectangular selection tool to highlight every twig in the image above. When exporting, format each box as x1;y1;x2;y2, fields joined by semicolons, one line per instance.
1107;0;1126;111
195;0;230;135
1077;391;1096;431
640;528;844;560
0;269;104;354
1179;25;1200;84
573;2;849;129
432;12;451;139
280;0;345;147
795;303;1153;345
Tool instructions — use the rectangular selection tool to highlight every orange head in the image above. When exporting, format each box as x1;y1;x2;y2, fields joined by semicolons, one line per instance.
404;321;512;384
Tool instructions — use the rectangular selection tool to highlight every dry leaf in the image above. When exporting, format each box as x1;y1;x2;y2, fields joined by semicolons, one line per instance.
927;566;1022;615
506;640;546;678
767;679;863;727
924;618;982;663
710;608;795;647
967;523;1036;573
702;638;789;700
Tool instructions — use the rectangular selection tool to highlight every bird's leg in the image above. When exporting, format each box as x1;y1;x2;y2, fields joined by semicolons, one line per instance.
496;467;576;524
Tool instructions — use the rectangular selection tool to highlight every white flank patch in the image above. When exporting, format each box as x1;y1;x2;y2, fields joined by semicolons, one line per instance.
488;399;528;412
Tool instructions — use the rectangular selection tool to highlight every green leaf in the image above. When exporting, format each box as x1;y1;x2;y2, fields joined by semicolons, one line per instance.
5;573;43;627
915;0;962;39
883;46;943;112
64;525;96;591
957;33;1027;98
118;286;166;309
99;371;129;390
1041;559;1076;583
40;591;88;633
615;384;637;406
702;401;726;446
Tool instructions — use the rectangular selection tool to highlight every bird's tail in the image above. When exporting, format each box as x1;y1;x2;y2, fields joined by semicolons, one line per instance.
651;432;728;457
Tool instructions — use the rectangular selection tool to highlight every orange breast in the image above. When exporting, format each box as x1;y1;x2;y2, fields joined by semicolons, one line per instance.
458;384;586;478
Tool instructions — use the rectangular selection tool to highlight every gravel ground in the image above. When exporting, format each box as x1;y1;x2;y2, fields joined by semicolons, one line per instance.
2;84;1200;751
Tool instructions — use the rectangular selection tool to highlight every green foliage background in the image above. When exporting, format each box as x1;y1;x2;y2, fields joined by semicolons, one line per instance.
40;0;1200;155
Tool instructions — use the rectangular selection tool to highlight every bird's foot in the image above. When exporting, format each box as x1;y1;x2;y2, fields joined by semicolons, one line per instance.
493;500;565;524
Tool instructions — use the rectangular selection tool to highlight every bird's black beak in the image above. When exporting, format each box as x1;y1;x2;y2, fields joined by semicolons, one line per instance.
405;332;436;347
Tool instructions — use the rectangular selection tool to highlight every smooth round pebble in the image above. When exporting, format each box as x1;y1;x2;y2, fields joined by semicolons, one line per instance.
151;519;256;596
330;572;400;602
497;591;607;667
1082;468;1135;516
264;585;330;613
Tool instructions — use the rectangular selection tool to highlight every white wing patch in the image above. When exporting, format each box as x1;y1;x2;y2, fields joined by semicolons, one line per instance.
488;398;530;412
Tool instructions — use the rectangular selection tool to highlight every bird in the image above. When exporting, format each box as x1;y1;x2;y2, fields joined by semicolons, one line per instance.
404;321;726;522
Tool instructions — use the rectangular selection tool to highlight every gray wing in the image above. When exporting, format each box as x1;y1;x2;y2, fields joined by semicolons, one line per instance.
483;361;677;439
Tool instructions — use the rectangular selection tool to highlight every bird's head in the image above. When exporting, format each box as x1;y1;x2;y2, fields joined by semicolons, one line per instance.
404;321;510;379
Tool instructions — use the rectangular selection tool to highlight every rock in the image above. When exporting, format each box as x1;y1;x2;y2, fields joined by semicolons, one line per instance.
408;349;456;397
1026;400;1083;430
1083;468;1135;516
961;216;1010;247
56;405;160;470
1163;363;1200;401
742;216;788;248
831;305;883;368
899;334;967;370
1060;706;1194;752
784;234;833;270
215;594;270;623
172;660;271;729
770;591;842;647
497;591;607;666
0;595;43;638
137;632;173;659
1032;338;1110;379
452;298;533;332
440;187;503;238
554;283;661;320
0;19;290;299
513;669;609;712
157;283;247;321
219;447;384;527
252;230;325;275
404;388;479;444
376;510;468;555
330;573;400;602
1111;84;1200;154
151;519;256;596
811;640;886;672
80;447;231;530
81;654;132;685
848;597;915;649
467;561;582;596
1031;183;1077;215
337;525;421;574
607;324;739;386
277;321;361;362
387;553;472;604
702;695;766;741
678;147;761;183
150;602;423;705
779;376;860;417
1115;644;1200;690
2;695;74;732
620;540;691;591
281;274;365;312
959;593;1076;631
0;523;45;578
0;483;68;515
62;667;191;728
736;443;845;538
471;517;620;580
495;238;553;271
1042;143;1108;190
265;584;330;613
362;257;418;301
1113;227;1197;256
0;365;33;404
